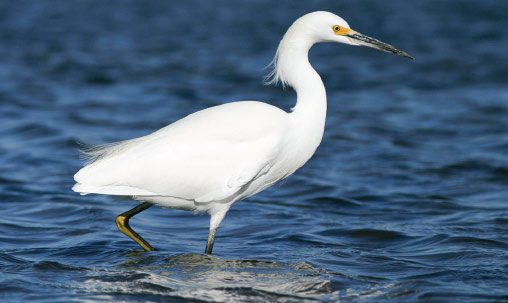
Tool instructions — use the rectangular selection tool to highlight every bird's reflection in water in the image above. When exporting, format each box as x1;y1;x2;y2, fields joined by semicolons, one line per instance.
83;253;338;301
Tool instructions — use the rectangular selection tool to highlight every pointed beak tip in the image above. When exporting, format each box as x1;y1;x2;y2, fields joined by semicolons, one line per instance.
400;52;415;60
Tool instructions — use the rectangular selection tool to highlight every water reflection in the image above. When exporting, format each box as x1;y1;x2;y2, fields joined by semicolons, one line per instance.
81;253;337;302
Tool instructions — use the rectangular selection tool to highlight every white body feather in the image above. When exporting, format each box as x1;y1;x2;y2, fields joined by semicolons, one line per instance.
75;102;291;208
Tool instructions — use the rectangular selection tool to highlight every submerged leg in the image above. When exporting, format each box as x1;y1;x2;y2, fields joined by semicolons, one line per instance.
205;208;229;255
115;202;154;251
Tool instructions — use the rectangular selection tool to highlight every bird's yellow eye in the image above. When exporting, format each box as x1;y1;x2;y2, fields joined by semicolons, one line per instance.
332;25;350;35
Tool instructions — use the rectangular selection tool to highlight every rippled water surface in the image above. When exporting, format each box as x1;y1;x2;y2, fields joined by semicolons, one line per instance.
1;1;508;302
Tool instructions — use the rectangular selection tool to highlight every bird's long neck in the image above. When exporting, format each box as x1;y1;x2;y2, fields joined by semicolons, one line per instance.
271;30;327;157
288;50;327;125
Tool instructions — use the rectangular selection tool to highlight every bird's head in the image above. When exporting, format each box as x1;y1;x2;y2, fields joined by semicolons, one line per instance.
265;11;413;87
292;11;413;59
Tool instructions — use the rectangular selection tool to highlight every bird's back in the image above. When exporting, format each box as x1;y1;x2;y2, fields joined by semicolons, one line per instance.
73;101;290;209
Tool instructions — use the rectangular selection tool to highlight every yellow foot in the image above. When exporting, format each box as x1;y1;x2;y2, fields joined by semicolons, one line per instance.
115;202;154;251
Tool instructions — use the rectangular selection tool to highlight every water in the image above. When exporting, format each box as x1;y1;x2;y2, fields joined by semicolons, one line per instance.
1;0;507;302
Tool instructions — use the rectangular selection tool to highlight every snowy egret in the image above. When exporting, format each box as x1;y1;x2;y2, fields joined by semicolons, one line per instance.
73;11;412;254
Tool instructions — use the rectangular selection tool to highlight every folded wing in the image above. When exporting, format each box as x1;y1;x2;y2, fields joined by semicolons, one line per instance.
73;101;289;203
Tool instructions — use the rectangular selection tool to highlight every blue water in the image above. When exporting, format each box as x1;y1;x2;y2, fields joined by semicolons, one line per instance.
1;1;508;302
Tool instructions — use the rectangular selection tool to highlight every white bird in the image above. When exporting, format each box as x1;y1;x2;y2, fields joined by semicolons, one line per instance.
73;11;412;254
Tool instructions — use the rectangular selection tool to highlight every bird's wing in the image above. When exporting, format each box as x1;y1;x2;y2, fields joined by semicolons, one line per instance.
73;101;289;203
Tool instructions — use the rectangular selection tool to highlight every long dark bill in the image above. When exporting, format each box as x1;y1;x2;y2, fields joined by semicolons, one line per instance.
347;32;414;60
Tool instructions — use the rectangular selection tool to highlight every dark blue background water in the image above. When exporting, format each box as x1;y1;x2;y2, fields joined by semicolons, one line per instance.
1;1;507;302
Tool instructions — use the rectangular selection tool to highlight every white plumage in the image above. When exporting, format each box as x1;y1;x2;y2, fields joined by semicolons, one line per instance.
73;11;411;253
74;102;289;207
